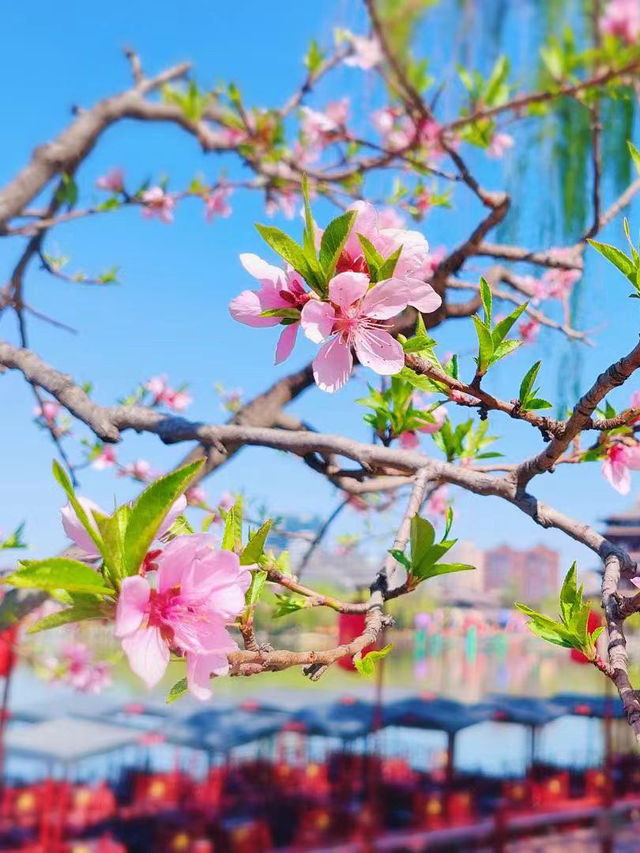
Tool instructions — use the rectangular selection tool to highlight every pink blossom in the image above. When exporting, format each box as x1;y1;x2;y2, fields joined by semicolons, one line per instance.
186;485;207;506
96;168;124;193
420;404;447;434
519;319;540;344
218;492;235;513
487;132;515;159
338;201;442;313
62;494;187;559
115;535;250;698
92;445;118;470
266;189;296;219
60;642;112;694
229;254;311;364
344;34;383;70
141;187;175;224
415;187;432;216
33;400;61;424
602;443;640;494
300;99;349;148
119;459;154;482
425;486;449;520
205;187;232;222
302;271;409;392
377;208;406;230
145;376;192;411
600;0;640;43
540;267;581;300
399;430;420;449
631;391;640;409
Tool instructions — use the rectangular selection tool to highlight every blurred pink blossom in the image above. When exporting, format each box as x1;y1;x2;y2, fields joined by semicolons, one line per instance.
96;168;124;193
141;187;175;224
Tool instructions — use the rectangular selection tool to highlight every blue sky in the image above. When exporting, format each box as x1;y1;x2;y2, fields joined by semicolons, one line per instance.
0;0;639;577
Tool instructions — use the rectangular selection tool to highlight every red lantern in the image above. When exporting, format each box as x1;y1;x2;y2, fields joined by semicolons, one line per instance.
337;613;375;671
0;626;18;678
570;610;601;665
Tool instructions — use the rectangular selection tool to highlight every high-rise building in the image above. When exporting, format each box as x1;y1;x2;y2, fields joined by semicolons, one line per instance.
484;544;559;601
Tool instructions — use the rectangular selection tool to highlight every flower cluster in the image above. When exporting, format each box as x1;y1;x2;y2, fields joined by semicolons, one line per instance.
145;375;192;412
42;641;112;695
600;0;640;44
230;201;442;392
60;484;250;700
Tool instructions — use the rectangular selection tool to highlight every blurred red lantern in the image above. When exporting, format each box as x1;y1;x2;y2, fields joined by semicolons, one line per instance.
0;626;18;678
570;610;601;665
337;613;375;671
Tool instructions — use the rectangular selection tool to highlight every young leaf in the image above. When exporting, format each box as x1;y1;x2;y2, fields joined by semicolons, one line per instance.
480;277;492;325
491;302;527;347
221;496;244;552
409;514;436;569
240;520;272;566
587;239;635;280
28;602;106;634
255;224;323;294
354;644;392;678
472;316;494;373
6;558;114;596
319;210;356;281
123;461;203;576
166;678;188;704
519;361;542;403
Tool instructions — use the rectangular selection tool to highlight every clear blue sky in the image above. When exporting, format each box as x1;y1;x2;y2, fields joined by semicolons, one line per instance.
0;0;639;577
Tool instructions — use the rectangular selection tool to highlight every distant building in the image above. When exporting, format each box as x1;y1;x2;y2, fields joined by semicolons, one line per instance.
484;544;559;601
601;499;640;564
428;541;485;601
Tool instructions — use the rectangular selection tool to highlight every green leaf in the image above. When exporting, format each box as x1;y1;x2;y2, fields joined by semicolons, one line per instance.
389;548;412;570
472;316;494;373
414;562;475;582
492;338;522;362
526;398;552;410
245;569;268;607
93;505;130;580
354;644;392;678
240;520;271;565
378;246;402;280
491;302;528;347
319;211;356;281
255;224;323;294
358;234;385;282
260;307;300;320
560;561;578;625
409;515;435;569
166;678;188;704
519;361;541;404
587;239;635;280
123;461;203;575
52;460;106;562
273;592;307;618
6;558;113;596
221;496;244;552
28;602;105;634
480;277;492;325
628;140;640;176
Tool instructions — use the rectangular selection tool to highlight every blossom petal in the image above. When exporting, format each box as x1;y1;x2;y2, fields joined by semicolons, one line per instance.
354;328;405;375
157;495;188;539
121;626;169;689
361;278;410;319
229;290;279;327
275;323;299;365
403;277;442;313
328;272;369;310
602;459;631;495
186;641;236;701
115;576;150;637
312;336;353;392
344;201;378;259
301;300;336;343
60;497;102;560
239;253;285;287
182;547;251;620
